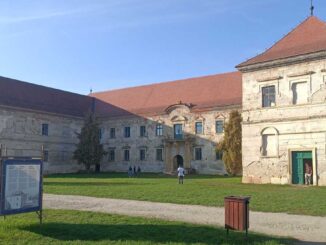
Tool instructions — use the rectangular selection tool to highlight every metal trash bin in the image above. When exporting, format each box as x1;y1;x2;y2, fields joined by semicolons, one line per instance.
224;196;250;236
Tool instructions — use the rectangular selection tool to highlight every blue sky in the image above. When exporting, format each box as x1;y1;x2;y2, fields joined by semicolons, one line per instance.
0;0;325;95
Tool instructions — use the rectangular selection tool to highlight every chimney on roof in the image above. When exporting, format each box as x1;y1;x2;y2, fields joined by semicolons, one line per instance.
310;0;314;16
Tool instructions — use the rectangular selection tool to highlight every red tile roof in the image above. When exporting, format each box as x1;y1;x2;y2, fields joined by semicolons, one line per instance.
91;71;242;116
0;76;93;117
238;16;326;67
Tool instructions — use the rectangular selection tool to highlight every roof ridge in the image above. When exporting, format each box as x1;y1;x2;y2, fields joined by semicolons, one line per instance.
90;71;240;95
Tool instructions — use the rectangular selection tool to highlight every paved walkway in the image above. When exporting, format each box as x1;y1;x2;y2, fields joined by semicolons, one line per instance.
44;194;326;243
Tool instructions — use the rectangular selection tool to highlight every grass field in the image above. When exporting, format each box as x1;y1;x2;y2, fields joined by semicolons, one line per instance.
0;209;293;244
44;173;326;216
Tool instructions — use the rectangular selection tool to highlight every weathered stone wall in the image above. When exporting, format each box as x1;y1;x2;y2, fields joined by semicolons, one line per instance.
242;58;326;185
0;106;84;174
0;102;240;175
99;105;240;174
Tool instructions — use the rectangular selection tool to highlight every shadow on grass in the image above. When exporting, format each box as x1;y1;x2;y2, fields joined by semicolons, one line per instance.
22;223;292;245
45;172;237;180
44;181;148;187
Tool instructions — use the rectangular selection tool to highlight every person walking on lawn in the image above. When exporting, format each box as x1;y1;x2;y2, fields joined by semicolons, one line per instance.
177;165;185;184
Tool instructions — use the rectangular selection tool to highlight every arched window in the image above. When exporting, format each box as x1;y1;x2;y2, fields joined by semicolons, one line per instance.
261;127;279;157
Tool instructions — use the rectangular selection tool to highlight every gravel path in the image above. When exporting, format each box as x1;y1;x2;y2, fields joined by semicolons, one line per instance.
44;194;326;243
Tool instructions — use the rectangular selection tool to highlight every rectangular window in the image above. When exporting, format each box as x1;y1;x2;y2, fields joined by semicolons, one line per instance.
156;148;163;161
110;128;116;138
43;150;49;162
262;85;276;107
99;128;103;140
292;82;307;105
108;149;115;162
216;150;223;160
195;148;202;161
195;122;203;134
156;124;163;136
124;149;130;161
124;127;130;138
42;123;49;136
140;149;146;161
174;124;183;140
140;125;146;137
216;120;224;134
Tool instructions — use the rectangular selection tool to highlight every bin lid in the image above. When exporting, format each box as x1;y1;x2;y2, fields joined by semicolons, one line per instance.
224;196;251;201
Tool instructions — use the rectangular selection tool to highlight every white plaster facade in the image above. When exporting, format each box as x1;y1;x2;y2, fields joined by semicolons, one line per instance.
240;57;326;186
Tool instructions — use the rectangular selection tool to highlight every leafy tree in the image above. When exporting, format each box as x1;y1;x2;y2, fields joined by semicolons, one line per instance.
73;113;107;172
217;110;242;176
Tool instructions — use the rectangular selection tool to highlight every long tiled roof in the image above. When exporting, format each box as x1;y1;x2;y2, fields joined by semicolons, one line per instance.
91;71;242;116
0;76;93;117
238;16;326;67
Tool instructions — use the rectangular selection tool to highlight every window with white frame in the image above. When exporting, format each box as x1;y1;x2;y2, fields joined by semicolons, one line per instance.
195;122;203;134
156;124;163;136
110;128;116;138
140;149;146;161
195;148;202;160
262;85;276;107
215;120;224;134
108;149;115;162
124;149;130;161
140;125;146;137
42;123;49;136
156;148;163;161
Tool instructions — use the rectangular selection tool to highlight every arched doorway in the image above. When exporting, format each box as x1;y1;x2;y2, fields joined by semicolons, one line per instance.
173;155;183;170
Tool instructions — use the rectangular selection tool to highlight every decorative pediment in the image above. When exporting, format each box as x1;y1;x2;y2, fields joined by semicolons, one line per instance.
195;115;205;121
171;115;188;122
165;101;193;114
215;113;226;119
156;118;165;124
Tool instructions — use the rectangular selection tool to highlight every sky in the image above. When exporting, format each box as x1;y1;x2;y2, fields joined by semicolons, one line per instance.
0;0;325;95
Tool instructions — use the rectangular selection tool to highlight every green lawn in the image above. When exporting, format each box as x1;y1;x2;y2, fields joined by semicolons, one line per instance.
0;209;293;244
44;173;326;216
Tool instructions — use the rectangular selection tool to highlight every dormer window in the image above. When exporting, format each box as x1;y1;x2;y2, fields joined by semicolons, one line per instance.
262;85;275;108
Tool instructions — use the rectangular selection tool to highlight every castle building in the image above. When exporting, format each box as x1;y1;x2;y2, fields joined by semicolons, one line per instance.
238;16;326;186
0;15;326;185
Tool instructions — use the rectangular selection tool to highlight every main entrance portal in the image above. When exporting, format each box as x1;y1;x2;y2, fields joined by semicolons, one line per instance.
173;155;183;170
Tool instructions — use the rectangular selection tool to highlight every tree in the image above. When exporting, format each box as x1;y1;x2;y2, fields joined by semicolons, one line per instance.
217;110;242;176
73;113;107;172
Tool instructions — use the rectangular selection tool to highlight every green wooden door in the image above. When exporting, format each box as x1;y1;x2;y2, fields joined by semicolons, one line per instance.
292;151;312;184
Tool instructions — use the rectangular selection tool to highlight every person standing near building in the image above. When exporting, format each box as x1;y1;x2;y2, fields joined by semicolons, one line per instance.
305;162;312;185
133;165;137;177
128;166;132;177
177;165;185;184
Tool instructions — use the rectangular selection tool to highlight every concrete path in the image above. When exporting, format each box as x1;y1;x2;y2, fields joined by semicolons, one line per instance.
44;194;326;243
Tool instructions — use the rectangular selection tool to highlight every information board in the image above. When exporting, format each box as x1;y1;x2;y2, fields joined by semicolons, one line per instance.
0;158;42;215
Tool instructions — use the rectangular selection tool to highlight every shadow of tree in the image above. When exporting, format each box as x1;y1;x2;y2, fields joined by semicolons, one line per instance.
44;181;148;187
45;172;234;180
22;223;292;245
